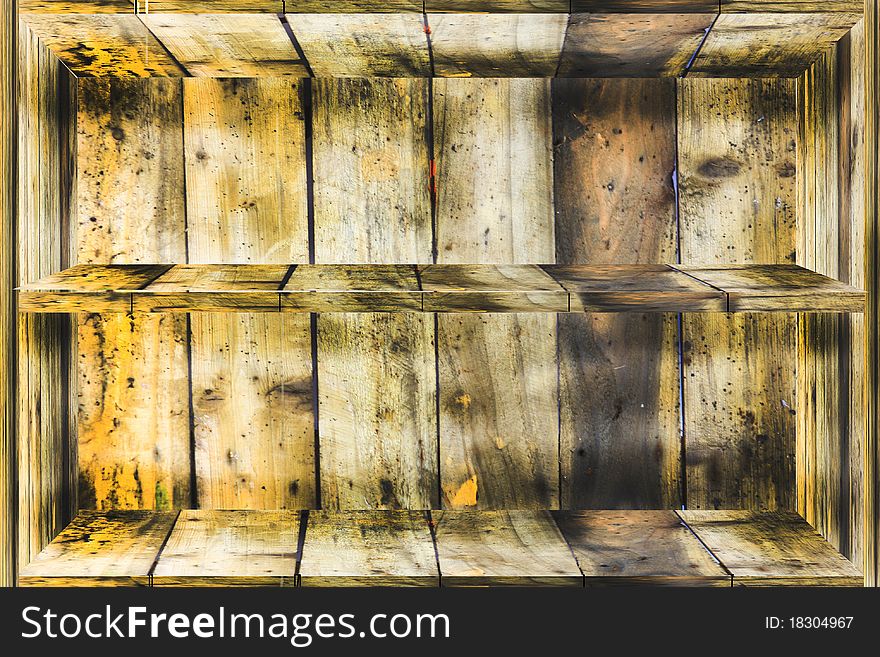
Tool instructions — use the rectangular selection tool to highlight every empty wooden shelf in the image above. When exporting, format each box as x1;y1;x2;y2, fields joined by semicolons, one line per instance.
16;264;866;314
18;510;862;587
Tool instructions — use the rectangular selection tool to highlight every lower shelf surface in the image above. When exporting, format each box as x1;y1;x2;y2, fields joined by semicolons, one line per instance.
18;510;863;587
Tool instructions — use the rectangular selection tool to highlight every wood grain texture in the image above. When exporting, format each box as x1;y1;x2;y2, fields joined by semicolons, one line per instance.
20;1;135;13
721;1;863;12
421;264;567;312
554;511;730;586
557;13;713;77
427;13;566;77
678;78;798;511
552;78;680;509
678;510;863;585
19;511;177;587
19;264;167;312
284;264;422;312
288;13;430;77
152;510;299;586
867;0;879;587
433;510;582;586
76;77;190;512
690;13;861;77
679;264;865;312
313;77;435;510
141;14;307;77
22;14;186;77
428;1;569;10
299;510;438;586
285;1;422;11
434;77;557;510
573;1;717;10
184;78;314;510
16;24;78;576
142;1;281;11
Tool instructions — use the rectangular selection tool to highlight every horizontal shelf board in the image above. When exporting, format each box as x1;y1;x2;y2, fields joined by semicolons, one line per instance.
20;10;860;78
677;510;864;586
18;264;866;314
21;510;861;587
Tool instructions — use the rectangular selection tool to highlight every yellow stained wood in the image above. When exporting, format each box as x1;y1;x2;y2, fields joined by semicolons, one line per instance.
283;264;422;312
690;12;861;77
141;14;308;77
299;511;438;586
142;1;281;11
19;511;177;587
428;1;569;10
286;1;422;10
721;1;863;12
434;78;557;510
421;264;567;312
573;1;717;9
678;78;798;510
433;510;583;586
678;510;863;586
184;78;314;510
152;510;300;586
557;13;713;77
554;511;730;586
288;13;430;77
20;1;135;12
427;13;566;77
552;78;680;509
22;14;186;77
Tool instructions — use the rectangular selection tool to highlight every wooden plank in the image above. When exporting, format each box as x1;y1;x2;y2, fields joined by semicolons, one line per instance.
427;1;568;10
285;1;422;10
547;264;725;312
433;511;582;586
152;510;299;586
552;78;680;509
434;78;557;510
142;1;281;11
183;78;314;510
427;13;566;77
313;78;436;510
573;1;717;10
284;264;422;312
20;1;135;13
557;13;713;77
678;78;798;511
18;511;177;587
288;13;430;77
141;14;307;77
421;264;567;312
678;510;864;586
679;264;866;312
721;1;863;12
299;511;438;586
554;511;730;586
690;13;861;77
76;77;190;511
19;264;166;312
22;14;186;77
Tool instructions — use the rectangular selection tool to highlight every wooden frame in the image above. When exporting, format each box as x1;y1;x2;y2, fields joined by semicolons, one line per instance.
2;0;879;588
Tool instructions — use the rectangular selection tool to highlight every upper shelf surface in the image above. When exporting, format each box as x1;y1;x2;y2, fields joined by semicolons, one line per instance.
17;263;866;314
19;5;862;78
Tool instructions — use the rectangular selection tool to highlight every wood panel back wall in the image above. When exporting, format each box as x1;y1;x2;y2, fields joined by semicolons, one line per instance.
29;72;817;518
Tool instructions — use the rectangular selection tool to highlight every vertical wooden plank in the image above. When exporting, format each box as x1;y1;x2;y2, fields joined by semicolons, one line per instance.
552;79;681;509
75;78;190;511
434;78;557;509
16;25;77;573
312;78;436;510
183;78;314;510
678;78;799;511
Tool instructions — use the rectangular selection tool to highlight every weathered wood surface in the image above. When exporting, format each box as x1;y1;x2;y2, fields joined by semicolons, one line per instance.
427;13;567;77
22;14;186;77
20;264;167;312
288;13;430;77
433;511;582;586
75;78;190;512
183;78;314;510
721;1;863;12
434;78;557;510
679;264;866;312
20;1;134;13
677;78;798;511
573;1;717;10
554;511;730;586
678;511;863;586
299;511;438;586
284;264;422;312
548;264;724;312
152;511;299;586
19;511;177;587
313;78;436;510
428;1;569;10
690;12;861;77
552;78;680;509
141;14;307;77
557;13;713;77
16;25;78;576
286;2;422;11
140;1;281;11
422;264;567;312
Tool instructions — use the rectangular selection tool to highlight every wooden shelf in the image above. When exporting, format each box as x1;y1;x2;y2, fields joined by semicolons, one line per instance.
17;264;865;314
19;510;862;587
